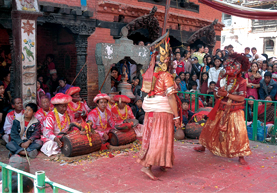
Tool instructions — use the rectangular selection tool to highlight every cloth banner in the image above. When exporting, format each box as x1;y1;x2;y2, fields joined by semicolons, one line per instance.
200;0;277;20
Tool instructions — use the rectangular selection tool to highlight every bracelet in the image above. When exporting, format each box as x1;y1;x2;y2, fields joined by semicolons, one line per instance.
226;93;229;97
173;116;180;120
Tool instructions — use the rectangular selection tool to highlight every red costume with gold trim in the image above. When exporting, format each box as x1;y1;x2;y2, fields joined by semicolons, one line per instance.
199;53;251;158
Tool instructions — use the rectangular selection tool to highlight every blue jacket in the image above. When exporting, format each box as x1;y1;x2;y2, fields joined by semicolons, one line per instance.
259;79;277;100
10;116;41;146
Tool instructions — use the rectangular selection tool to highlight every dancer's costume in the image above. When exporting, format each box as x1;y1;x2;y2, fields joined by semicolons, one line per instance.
137;35;181;168
199;53;252;158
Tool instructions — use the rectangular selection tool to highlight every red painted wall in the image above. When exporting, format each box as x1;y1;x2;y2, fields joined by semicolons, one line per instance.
40;0;222;106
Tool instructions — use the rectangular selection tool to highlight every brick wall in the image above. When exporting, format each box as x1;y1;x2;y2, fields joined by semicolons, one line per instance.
39;0;222;104
86;27;115;107
37;24;77;83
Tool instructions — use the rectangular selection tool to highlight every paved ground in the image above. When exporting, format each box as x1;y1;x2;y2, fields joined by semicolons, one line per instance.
1;139;277;193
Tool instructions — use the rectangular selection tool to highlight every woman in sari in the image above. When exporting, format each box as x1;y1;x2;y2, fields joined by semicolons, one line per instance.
245;62;262;99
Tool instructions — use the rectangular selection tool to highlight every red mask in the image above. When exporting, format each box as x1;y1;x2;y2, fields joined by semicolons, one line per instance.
223;58;241;77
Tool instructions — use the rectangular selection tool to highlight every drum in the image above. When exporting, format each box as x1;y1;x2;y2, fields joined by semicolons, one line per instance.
108;129;136;146
61;131;102;157
185;123;204;139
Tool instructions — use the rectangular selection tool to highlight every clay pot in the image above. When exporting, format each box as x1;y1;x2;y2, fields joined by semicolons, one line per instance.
174;128;185;140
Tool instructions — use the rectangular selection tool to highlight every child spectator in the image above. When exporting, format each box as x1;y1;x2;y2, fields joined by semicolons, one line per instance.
38;75;49;93
132;76;142;97
189;90;204;112
57;77;71;94
175;76;183;99
208;56;223;86
179;72;187;92
175;52;185;75
46;69;59;97
259;72;277;100
268;65;273;73
36;80;45;107
244;96;254;122
207;81;216;94
200;72;209;101
46;54;56;77
111;66;121;87
273;64;277;74
6;103;42;158
131;96;145;124
184;72;190;90
189;81;198;92
204;55;213;72
183;50;192;73
191;73;200;90
260;60;268;77
191;57;202;78
181;99;194;125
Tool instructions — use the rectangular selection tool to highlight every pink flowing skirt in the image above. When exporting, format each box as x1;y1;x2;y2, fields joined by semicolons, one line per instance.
137;112;175;168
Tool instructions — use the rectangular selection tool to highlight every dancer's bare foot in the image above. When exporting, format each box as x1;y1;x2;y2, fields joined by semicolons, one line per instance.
141;167;157;180
194;146;205;152
160;166;168;172
239;157;248;165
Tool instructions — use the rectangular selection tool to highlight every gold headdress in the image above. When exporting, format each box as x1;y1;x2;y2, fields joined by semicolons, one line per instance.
141;32;170;96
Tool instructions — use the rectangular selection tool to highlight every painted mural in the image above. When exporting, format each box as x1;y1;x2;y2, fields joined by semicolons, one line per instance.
15;0;39;12
21;19;37;106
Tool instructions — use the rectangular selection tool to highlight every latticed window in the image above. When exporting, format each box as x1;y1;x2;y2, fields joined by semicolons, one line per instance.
265;39;274;51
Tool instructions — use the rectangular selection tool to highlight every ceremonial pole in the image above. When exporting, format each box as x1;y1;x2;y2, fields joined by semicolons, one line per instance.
162;0;171;35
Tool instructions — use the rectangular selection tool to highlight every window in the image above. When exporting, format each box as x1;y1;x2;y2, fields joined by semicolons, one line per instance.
222;13;232;27
265;39;274;51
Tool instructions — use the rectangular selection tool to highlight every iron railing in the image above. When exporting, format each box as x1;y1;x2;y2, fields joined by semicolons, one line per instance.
0;162;82;193
178;91;277;144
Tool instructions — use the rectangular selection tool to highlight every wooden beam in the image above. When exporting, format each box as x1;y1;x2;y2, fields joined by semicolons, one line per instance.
162;0;171;35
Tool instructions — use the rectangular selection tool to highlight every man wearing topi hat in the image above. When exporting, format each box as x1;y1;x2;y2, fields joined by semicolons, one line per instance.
86;93;115;142
111;95;144;137
41;93;76;157
66;86;91;123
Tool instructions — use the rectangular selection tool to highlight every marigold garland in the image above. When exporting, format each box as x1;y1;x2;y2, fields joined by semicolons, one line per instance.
84;123;92;146
54;108;70;131
68;101;81;112
97;108;107;130
43;108;51;117
115;103;128;120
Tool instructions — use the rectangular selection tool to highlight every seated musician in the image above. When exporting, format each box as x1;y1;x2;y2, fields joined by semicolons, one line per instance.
6;103;42;159
35;96;52;128
111;95;143;137
66;86;90;123
86;93;115;142
41;93;76;157
3;98;24;143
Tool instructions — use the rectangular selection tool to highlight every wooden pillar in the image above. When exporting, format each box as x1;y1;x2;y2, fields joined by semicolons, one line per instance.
75;35;89;101
11;0;42;106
